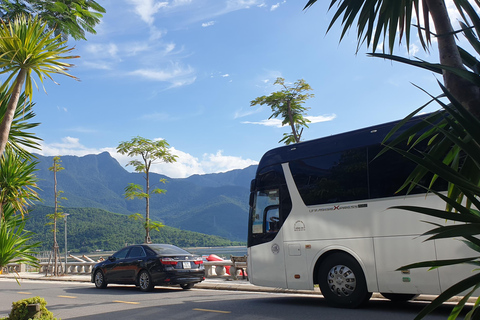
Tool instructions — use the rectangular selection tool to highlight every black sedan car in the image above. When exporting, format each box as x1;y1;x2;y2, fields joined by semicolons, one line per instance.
91;244;205;291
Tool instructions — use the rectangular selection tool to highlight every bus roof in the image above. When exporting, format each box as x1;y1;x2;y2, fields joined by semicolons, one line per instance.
257;114;431;171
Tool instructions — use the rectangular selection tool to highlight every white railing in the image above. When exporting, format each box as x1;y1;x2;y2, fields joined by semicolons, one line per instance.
4;258;248;280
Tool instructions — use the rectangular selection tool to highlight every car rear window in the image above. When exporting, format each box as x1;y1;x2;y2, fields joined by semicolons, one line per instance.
148;244;192;255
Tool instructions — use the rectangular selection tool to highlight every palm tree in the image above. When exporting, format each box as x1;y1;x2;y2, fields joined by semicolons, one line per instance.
304;0;480;118
0;15;78;156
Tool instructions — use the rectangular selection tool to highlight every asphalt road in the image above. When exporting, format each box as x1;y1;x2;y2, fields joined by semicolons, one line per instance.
0;279;464;319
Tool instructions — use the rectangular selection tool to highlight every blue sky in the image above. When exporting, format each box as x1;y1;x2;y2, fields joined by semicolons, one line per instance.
28;0;458;178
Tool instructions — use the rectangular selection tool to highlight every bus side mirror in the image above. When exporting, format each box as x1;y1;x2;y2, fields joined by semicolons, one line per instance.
250;179;256;192
249;192;254;207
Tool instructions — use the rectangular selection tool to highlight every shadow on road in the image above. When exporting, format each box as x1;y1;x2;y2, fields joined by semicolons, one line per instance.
63;285;184;296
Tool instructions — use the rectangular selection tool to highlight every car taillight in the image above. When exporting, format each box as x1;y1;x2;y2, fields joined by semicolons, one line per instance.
194;259;203;265
160;258;178;265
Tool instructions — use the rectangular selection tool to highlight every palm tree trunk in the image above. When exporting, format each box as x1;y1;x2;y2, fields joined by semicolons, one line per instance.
0;69;26;155
425;0;480;118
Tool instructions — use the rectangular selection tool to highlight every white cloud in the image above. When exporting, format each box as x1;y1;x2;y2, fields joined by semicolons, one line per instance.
202;21;215;27
200;150;258;173
408;43;419;56
164;43;176;54
270;0;286;11
242;114;336;127
149;26;167;41
126;0;168;25
184;0;263;26
129;63;196;87
172;0;192;6
271;3;280;11
82;61;112;70
307;114;337;123
234;107;263;119
34;137;110;157
124;42;151;56
34;138;257;179
225;0;262;11
85;43;120;61
222;74;230;77
242;119;283;127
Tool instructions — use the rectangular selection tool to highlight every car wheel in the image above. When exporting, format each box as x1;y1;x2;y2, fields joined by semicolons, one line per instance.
180;283;194;290
381;293;418;302
318;252;371;308
94;270;107;289
138;270;154;292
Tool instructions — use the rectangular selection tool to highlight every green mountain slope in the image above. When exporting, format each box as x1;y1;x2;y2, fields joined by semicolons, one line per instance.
26;206;244;253
33;152;256;241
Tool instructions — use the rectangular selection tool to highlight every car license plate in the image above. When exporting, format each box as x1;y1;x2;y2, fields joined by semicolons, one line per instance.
183;262;191;269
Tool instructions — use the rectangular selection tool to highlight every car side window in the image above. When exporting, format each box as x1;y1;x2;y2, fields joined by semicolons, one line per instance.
113;247;130;260
127;246;146;258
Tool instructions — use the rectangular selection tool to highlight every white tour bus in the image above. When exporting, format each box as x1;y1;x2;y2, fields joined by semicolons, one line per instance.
247;115;476;308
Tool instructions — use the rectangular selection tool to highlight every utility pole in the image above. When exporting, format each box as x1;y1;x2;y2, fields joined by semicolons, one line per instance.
64;213;69;274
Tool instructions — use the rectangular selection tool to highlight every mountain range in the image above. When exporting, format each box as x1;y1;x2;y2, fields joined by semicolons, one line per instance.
32;152;257;242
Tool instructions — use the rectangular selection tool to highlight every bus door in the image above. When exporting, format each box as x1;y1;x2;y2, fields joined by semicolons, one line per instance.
248;188;287;288
281;162;309;290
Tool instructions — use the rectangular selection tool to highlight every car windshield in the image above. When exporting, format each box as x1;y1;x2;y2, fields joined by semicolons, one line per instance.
148;244;192;256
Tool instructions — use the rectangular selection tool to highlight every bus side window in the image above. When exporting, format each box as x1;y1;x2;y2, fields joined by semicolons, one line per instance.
264;205;280;233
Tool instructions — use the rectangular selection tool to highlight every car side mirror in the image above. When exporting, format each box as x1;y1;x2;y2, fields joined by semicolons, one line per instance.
108;256;116;262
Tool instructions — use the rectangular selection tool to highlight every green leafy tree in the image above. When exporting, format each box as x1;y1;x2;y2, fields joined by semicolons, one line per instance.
117;137;178;244
0;0;106;41
0;15;79;156
303;1;480;317
0;149;39;220
0;204;40;276
380;85;480;319
251;78;314;145
0;91;41;159
46;156;66;276
304;0;480;119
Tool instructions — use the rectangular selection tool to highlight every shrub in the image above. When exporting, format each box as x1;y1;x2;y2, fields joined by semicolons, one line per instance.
5;296;58;320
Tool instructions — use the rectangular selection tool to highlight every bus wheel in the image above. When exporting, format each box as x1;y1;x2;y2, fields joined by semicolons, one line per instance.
318;252;372;308
380;293;418;302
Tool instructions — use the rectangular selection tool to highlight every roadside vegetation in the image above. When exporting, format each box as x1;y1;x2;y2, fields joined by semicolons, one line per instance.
117;137;178;244
26;206;244;253
0;0;105;275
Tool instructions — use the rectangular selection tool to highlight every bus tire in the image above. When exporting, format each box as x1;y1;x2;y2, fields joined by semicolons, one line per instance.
318;252;372;308
380;293;418;302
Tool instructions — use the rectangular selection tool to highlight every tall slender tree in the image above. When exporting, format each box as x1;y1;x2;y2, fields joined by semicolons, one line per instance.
47;156;65;276
117;137;178;244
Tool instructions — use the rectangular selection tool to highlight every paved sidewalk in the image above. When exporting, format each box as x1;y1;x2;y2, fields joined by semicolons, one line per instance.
0;271;320;295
